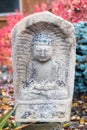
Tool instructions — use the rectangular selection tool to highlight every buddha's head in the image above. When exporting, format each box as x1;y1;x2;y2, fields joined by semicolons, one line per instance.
32;32;52;62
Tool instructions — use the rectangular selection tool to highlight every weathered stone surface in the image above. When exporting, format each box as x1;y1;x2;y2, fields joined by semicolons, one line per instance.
12;11;76;122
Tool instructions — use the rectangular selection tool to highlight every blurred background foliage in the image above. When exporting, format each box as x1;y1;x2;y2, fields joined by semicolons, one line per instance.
74;22;87;95
0;0;87;129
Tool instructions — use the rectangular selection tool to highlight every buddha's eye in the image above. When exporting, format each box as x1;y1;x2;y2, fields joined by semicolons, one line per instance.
36;49;41;52
45;49;49;52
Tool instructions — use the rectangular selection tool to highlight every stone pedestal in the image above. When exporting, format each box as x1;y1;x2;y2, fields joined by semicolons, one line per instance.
22;123;63;130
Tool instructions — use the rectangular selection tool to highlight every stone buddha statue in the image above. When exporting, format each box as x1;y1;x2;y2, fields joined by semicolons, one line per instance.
12;11;76;123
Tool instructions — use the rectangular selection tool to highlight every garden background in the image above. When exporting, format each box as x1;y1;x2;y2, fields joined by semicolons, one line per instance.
0;0;87;130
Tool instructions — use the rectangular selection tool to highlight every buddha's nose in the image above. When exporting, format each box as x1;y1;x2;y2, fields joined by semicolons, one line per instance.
41;50;45;56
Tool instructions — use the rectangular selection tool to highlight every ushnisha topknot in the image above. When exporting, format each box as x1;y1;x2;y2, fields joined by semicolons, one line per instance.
32;32;52;46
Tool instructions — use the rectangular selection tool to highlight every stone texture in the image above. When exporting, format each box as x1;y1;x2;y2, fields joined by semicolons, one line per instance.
12;11;76;122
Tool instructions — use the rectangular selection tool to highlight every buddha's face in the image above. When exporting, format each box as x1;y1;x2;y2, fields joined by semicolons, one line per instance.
33;44;52;62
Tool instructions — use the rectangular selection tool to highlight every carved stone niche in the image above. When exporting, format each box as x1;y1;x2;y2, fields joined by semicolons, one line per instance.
12;11;76;122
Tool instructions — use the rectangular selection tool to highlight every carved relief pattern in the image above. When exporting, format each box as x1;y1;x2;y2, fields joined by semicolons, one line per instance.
15;102;71;122
12;11;76;122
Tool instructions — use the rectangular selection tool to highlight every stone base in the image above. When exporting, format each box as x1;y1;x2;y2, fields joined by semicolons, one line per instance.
16;99;71;122
22;123;63;130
